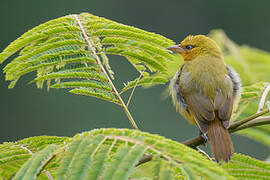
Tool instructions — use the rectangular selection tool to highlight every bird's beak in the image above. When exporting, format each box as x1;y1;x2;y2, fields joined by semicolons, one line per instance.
167;44;185;54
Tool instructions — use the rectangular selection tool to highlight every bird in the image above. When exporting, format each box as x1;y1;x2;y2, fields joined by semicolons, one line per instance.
168;35;241;162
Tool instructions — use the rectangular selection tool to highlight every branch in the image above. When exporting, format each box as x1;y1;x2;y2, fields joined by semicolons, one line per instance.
229;109;270;131
73;15;138;130
231;115;270;132
127;72;144;107
182;108;270;147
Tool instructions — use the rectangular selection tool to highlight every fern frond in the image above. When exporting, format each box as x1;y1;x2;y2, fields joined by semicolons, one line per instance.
85;144;110;180
0;14;124;107
12;145;58;180
66;135;105;180
180;165;199;180
51;80;112;91
151;157;176;180
0;136;69;179
86;128;234;180
70;88;119;104
222;153;270;179
240;82;269;102
0;129;241;179
0;12;177;127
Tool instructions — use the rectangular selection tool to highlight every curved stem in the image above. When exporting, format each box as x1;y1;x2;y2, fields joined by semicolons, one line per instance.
231;115;270;132
229;109;270;131
257;83;270;113
127;73;144;107
73;15;138;130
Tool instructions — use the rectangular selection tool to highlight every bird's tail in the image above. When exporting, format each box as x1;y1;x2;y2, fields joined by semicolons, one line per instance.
207;117;234;162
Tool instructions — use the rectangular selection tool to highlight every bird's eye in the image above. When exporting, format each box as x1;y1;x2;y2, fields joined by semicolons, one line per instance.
185;45;194;50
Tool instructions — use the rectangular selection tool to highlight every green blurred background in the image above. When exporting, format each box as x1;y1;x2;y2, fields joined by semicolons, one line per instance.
1;0;269;159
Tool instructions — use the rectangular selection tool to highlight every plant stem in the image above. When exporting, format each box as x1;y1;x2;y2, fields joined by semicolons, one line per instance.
231;115;270;132
229;109;270;131
127;73;144;107
73;15;138;130
257;83;270;113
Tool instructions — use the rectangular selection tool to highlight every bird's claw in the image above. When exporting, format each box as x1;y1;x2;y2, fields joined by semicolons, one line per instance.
201;133;208;141
199;132;208;146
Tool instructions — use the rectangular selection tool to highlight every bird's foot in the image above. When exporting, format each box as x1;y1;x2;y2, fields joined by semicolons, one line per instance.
199;131;208;146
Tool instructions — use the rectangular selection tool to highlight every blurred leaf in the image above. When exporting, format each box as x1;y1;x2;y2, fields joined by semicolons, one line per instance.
238;126;270;148
222;153;270;179
0;136;70;179
1;128;235;180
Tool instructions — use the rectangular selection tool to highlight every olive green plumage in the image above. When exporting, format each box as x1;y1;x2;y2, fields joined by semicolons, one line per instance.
169;35;241;162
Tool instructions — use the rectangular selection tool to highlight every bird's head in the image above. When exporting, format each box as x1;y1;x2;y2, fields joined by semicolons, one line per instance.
168;35;222;61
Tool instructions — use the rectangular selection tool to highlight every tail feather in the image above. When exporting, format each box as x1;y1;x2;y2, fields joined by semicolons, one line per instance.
207;117;234;162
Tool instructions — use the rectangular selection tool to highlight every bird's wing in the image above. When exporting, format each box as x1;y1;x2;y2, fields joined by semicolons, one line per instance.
185;93;214;132
185;91;233;133
226;65;241;99
214;91;234;128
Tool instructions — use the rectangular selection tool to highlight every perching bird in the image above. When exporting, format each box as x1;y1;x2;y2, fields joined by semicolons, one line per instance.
168;35;241;162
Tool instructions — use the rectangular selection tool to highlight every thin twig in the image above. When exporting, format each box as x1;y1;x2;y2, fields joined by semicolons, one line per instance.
127;73;144;107
73;15;138;130
257;83;270;113
229;109;270;131
19;145;54;180
182;135;205;148
231;115;270;132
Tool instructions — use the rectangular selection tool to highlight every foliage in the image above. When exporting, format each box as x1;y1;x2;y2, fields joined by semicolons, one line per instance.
0;13;174;105
1;13;270;179
222;153;270;180
1;129;270;179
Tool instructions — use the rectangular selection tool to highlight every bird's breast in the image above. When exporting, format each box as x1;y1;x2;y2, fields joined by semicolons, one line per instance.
178;57;232;98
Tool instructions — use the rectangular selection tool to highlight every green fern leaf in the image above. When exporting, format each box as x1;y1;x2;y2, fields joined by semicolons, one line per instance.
85;144;110;180
0;12;176;108
12;144;58;180
222;153;270;179
2;128;255;179
0;136;69;179
240;82;269;102
151;157;176;180
180;165;199;180
87;128;234;180
65;135;105;180
102;146;130;180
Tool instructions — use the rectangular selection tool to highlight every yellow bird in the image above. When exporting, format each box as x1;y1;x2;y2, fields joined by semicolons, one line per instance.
168;35;241;162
